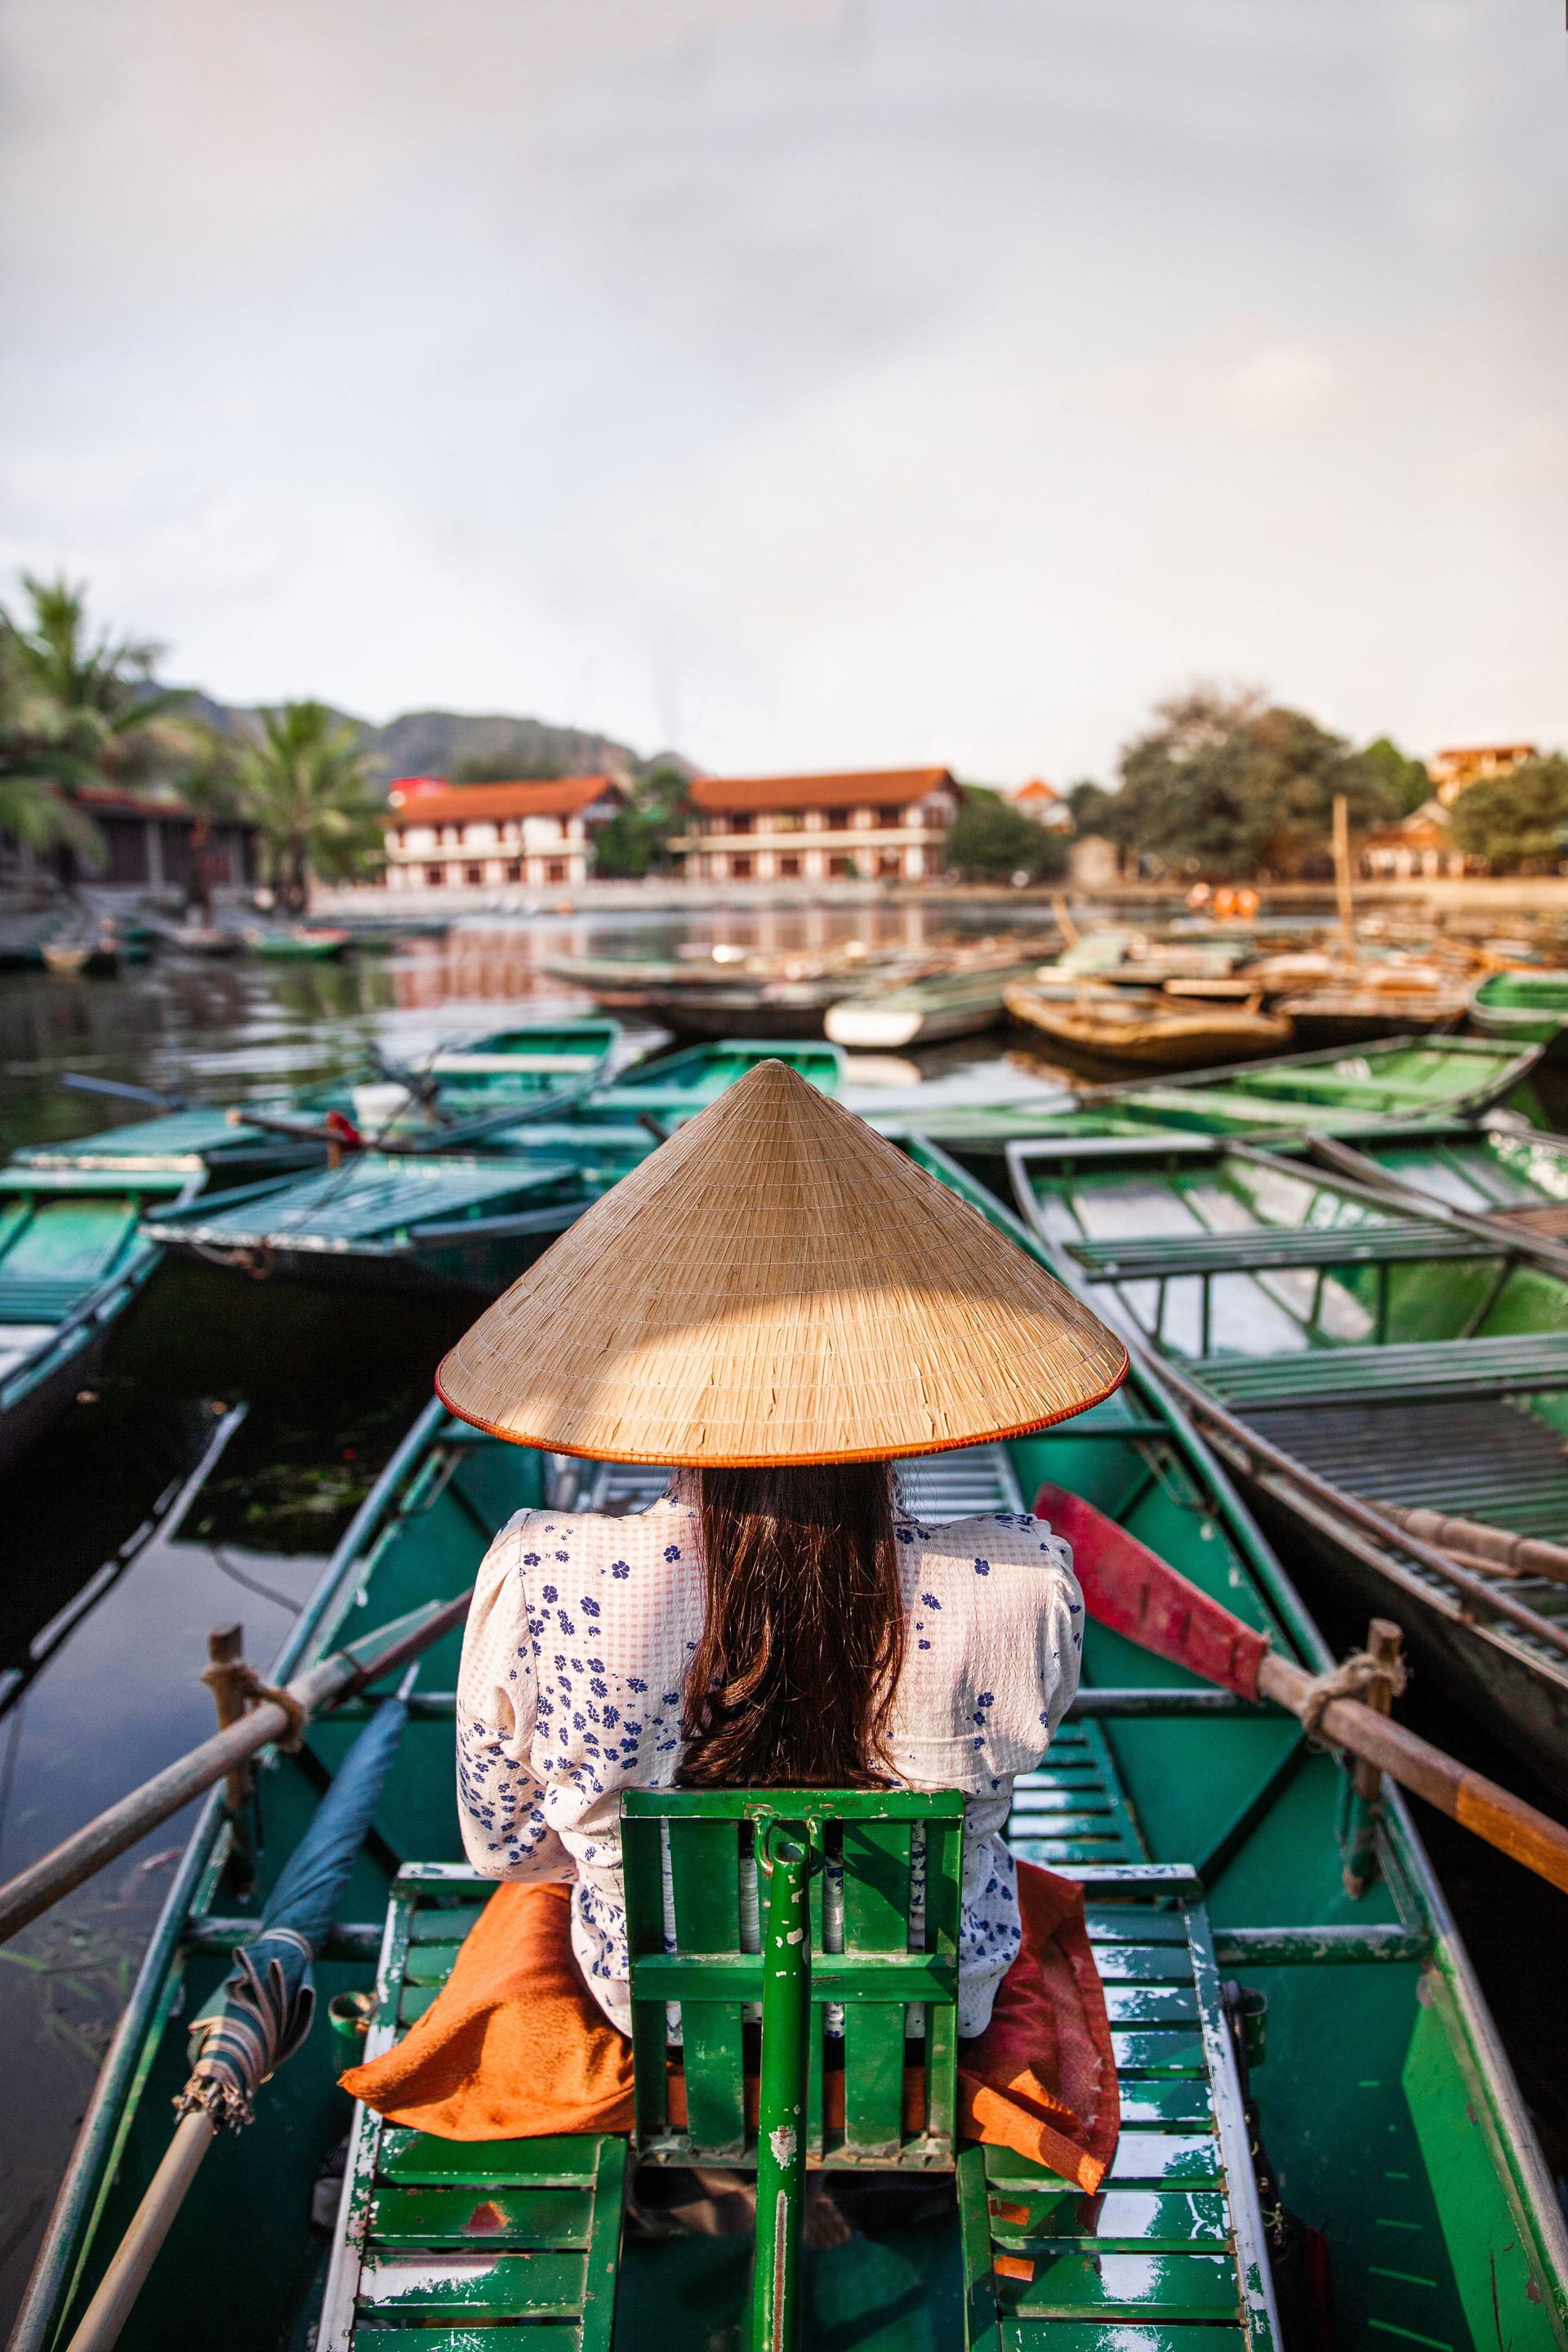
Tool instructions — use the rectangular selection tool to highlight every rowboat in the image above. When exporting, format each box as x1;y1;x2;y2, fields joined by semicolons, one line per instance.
15;1104;330;1187
0;1166;199;1470
138;1151;624;1294
245;927;352;961
1084;1033;1545;1137
1004;980;1294;1069
590;980;849;1040
1469;969;1568;1055
1306;1119;1568;1264
825;962;1040;1049
579;1039;846;1128
296;1021;623;1143
1004;1125;1568;1798
16;1177;1566;2349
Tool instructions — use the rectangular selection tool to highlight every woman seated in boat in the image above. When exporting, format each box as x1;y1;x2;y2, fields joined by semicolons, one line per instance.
345;1059;1128;2187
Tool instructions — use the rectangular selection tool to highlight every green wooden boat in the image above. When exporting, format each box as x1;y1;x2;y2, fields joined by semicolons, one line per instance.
1084;1034;1545;1138
1004;1126;1568;1799
138;1152;623;1294
579;1040;846;1129
15;1217;1566;2345
245;927;352;961
15;1107;330;1187
1468;969;1568;1054
1307;1119;1568;1270
0;1166;199;1470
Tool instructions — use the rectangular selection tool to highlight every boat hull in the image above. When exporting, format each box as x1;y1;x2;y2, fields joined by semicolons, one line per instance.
1004;981;1294;1068
1271;997;1467;1049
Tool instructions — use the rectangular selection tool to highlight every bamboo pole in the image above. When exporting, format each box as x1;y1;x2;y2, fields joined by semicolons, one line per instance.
0;1591;472;1946
60;2113;216;2352
1342;1619;1402;1897
1332;791;1356;963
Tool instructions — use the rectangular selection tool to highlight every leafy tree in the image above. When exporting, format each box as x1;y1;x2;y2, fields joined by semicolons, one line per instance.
592;760;692;880
945;788;1067;884
1110;688;1394;879
237;702;385;911
1066;779;1117;835
0;631;108;865
1361;737;1432;818
1450;756;1568;874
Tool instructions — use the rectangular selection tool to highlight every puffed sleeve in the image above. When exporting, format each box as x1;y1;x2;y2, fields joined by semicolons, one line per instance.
455;1513;571;1881
1036;1522;1084;1748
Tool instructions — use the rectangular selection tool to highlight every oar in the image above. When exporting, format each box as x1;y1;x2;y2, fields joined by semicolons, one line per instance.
0;1591;472;1945
60;1073;189;1112
1037;1482;1568;1897
60;1686;413;2352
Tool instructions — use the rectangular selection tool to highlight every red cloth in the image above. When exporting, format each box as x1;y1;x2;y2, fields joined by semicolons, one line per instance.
342;1862;1118;2192
1036;1480;1267;1700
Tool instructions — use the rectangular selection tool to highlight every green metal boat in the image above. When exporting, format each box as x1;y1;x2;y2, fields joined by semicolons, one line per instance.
579;1040;846;1128
1004;1126;1568;1799
1468;970;1568;1054
1083;1035;1545;1138
138;1152;623;1294
0;1166;199;1470
12;1165;1567;2350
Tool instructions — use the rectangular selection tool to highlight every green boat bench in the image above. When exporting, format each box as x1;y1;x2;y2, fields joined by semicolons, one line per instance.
1198;1328;1568;1410
320;1793;1271;2351
1063;1219;1481;1285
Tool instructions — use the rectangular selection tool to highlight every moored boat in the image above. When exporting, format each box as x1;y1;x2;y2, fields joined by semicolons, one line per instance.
1085;1032;1545;1136
1469;969;1568;1055
245;925;352;961
578;1038;845;1127
14;1253;1566;2345
825;960;1039;1048
1004;1124;1568;1799
1305;1118;1568;1269
0;1165;201;1470
1004;979;1294;1068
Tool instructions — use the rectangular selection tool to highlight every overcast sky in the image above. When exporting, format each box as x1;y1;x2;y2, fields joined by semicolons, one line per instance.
1;0;1564;782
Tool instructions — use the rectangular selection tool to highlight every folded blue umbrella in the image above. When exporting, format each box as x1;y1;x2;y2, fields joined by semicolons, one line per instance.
180;1690;408;2129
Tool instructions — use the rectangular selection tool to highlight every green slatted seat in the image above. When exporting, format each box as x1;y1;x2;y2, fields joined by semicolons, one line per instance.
1064;1220;1478;1284
326;1838;1263;2351
1198;1329;1568;1410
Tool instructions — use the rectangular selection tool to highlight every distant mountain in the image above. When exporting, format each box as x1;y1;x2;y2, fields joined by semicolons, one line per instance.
178;694;694;796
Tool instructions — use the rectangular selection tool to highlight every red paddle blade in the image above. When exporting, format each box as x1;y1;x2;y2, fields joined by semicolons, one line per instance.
1034;1483;1267;1702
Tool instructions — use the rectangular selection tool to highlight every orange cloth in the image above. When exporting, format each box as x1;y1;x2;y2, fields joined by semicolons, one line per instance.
341;1860;1119;2192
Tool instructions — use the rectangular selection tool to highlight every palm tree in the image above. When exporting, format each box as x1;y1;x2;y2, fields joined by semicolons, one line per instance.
237;702;384;913
0;630;106;866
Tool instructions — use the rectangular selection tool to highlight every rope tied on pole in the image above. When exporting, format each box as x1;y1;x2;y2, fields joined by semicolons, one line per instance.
1296;1645;1410;1748
198;1655;306;1751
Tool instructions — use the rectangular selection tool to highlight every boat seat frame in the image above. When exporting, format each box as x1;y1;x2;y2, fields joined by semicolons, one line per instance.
323;1815;1271;2350
1065;1219;1485;1285
1197;1327;1568;1410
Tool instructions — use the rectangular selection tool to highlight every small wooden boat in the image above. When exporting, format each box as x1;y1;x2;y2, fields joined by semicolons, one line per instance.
245;925;352;961
825;961;1039;1048
1306;1116;1568;1257
1087;1032;1545;1137
164;923;243;955
18;1216;1566;2348
1470;968;1568;1054
16;1102;331;1187
0;1166;200;1470
297;1019;623;1143
581;1038;845;1127
1269;980;1468;1049
38;917;149;977
599;979;848;1040
1004;978;1294;1068
140;1151;623;1294
1005;1125;1568;1797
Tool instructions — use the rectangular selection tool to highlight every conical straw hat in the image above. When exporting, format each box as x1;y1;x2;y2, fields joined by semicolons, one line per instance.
436;1058;1127;1464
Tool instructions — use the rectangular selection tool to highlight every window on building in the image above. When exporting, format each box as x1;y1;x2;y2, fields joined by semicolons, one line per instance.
878;808;902;828
731;854;754;879
878;850;902;877
777;854;801;878
730;813;754;834
466;863;483;886
770;812;801;831
828;854;853;878
826;809;849;831
546;859;568;884
506;860;523;883
425;865;443;888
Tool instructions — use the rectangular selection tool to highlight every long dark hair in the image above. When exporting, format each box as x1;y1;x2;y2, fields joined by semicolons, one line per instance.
677;1460;905;1789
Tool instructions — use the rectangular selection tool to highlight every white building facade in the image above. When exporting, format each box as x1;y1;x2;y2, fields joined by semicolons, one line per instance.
673;768;958;884
380;775;627;892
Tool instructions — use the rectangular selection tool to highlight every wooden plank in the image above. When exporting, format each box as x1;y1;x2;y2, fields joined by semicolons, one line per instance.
987;2189;1229;2251
379;2131;604;2187
1005;2326;1245;2352
1088;1946;1196;1984
1117;2081;1215;2127
357;2249;587;2319
1109;2030;1207;2076
1004;2250;1240;2320
986;2135;1223;2189
408;1905;488;1944
580;2135;626;2352
368;2185;594;2247
1102;1985;1200;2026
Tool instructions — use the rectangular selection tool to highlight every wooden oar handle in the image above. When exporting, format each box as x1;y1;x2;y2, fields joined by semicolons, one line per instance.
1258;1653;1568;1896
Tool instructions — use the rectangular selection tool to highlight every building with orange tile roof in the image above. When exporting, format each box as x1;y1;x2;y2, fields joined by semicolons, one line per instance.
674;768;958;884
381;775;626;891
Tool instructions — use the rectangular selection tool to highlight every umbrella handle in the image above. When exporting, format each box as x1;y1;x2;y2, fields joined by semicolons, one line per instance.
62;2109;216;2352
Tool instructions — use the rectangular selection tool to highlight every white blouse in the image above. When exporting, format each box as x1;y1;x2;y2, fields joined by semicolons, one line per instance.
455;1488;1083;2038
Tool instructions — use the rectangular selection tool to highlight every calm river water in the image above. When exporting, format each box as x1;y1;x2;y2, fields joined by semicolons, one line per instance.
0;908;1562;2316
